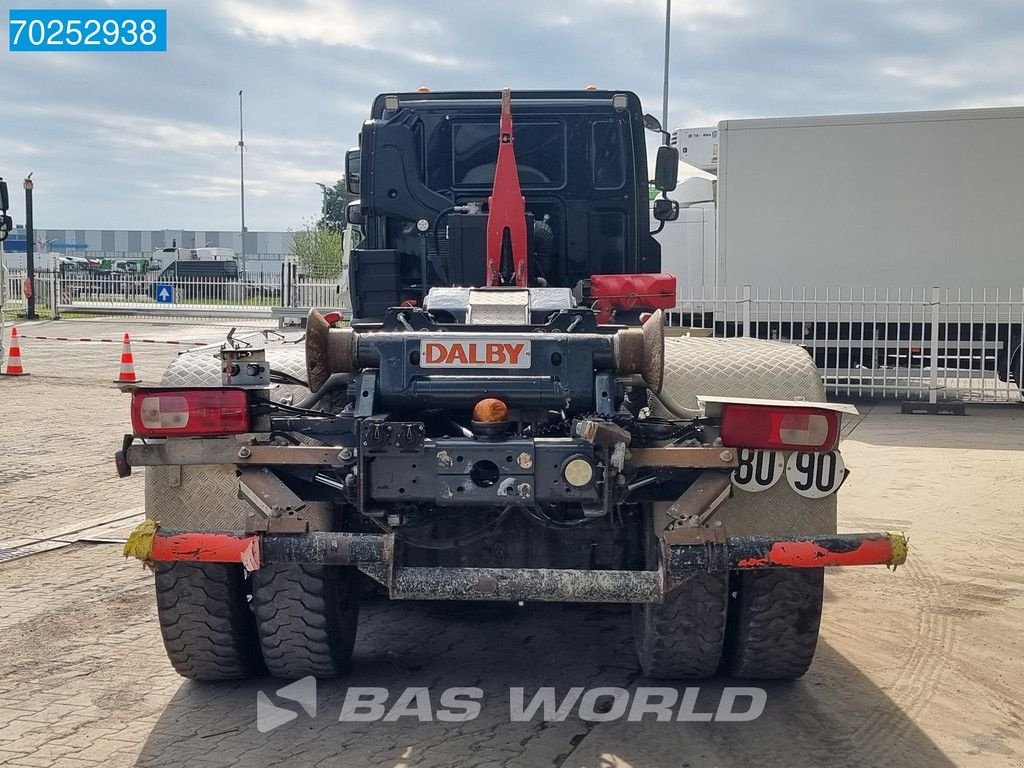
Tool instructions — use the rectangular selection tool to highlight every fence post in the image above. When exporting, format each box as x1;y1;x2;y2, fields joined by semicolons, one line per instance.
50;270;60;319
741;284;751;338
929;285;941;405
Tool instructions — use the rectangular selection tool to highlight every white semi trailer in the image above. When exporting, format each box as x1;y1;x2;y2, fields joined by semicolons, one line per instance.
656;106;1024;389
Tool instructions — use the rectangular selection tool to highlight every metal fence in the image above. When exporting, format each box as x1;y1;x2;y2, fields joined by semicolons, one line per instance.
666;285;1023;404
3;269;348;321
4;271;1022;404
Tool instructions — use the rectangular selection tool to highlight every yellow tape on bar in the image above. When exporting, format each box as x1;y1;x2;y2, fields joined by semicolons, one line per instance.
888;531;909;568
123;519;159;564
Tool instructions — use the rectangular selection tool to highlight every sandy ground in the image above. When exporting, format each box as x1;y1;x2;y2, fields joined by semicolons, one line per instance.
0;317;1021;767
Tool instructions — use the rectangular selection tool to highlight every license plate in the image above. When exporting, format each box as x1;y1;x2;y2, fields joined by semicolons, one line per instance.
419;339;532;368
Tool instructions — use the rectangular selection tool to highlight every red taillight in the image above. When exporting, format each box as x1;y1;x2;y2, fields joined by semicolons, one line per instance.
130;388;250;437
720;404;841;452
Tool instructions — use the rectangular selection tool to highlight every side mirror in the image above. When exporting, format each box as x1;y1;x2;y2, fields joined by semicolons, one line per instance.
346;199;365;226
654;145;679;192
653;198;679;222
642;113;664;134
0;178;8;210
345;148;361;195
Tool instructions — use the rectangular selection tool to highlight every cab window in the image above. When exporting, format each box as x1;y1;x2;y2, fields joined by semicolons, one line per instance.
592;120;625;189
453;121;565;188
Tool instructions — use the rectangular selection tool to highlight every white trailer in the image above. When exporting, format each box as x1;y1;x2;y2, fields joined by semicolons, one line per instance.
656;106;1024;395
662;105;1024;289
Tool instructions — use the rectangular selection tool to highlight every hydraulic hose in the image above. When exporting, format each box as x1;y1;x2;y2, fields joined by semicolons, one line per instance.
621;374;703;418
294;372;355;410
654;385;704;419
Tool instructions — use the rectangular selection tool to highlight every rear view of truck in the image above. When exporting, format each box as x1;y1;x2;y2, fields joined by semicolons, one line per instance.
118;89;905;681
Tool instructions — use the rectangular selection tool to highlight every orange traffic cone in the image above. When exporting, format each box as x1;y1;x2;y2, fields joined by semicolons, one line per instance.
114;332;139;384
1;326;28;376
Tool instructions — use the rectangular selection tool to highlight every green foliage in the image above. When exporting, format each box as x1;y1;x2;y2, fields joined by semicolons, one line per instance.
316;179;352;232
290;219;343;279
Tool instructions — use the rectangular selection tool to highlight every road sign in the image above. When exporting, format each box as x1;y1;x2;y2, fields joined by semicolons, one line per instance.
155;284;174;304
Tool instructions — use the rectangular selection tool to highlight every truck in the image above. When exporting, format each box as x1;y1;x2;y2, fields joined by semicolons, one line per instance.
151;256;241;301
153;246;237;265
117;89;906;682
660;106;1024;388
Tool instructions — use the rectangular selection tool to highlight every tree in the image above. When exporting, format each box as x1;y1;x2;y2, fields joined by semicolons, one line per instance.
316;179;352;232
290;218;343;279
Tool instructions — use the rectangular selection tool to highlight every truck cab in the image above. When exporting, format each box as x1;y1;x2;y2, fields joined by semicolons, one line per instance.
345;89;666;319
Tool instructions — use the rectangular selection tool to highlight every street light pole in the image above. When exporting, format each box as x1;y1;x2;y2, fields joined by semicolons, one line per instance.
23;174;37;320
315;182;328;220
662;0;672;145
238;90;247;277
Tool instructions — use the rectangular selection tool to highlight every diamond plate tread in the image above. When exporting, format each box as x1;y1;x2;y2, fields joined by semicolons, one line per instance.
146;465;335;531
696;483;836;537
656;336;826;415
468;289;529;324
654;336;836;536
146;465;251;530
148;342;330;530
161;343;310;396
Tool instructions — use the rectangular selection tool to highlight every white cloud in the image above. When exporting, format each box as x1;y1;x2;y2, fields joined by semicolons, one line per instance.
215;0;460;66
891;7;964;34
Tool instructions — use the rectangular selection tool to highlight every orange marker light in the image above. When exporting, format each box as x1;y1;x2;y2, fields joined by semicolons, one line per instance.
417;85;431;93
473;398;509;423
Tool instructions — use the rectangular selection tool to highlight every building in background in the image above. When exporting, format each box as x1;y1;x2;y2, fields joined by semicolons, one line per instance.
0;227;295;278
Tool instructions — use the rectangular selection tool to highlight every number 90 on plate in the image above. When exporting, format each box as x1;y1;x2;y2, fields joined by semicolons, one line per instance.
732;448;846;498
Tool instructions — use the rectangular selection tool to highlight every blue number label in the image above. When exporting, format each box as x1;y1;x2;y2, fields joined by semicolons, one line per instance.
9;9;166;52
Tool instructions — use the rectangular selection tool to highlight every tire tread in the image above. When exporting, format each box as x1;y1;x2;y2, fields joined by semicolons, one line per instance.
154;562;259;681
634;571;729;679
251;564;358;679
726;569;824;680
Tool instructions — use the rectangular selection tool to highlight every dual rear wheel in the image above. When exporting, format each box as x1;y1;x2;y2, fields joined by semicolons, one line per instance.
157;561;821;682
155;561;360;681
633;568;825;680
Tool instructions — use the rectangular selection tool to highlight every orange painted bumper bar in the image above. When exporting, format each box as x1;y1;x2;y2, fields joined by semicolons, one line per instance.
668;531;908;574
124;524;394;570
150;531;259;564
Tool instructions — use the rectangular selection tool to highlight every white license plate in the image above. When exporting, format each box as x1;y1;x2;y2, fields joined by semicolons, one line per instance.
732;448;846;498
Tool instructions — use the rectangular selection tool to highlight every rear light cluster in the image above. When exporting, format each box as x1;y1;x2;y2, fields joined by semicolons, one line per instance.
131;388;250;437
719;404;841;452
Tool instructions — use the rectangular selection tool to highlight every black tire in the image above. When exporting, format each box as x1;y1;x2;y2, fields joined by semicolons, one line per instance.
725;569;824;680
251;564;360;679
998;338;1022;385
155;562;261;681
633;571;730;679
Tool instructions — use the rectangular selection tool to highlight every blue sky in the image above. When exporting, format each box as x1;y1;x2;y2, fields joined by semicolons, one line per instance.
1;0;1021;230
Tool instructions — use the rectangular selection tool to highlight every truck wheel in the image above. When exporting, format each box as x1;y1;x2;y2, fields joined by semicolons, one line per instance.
251;564;359;679
155;562;261;681
998;337;1022;385
725;569;824;680
632;572;729;679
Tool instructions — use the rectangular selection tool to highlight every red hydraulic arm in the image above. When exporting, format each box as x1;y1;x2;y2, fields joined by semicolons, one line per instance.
486;88;528;286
